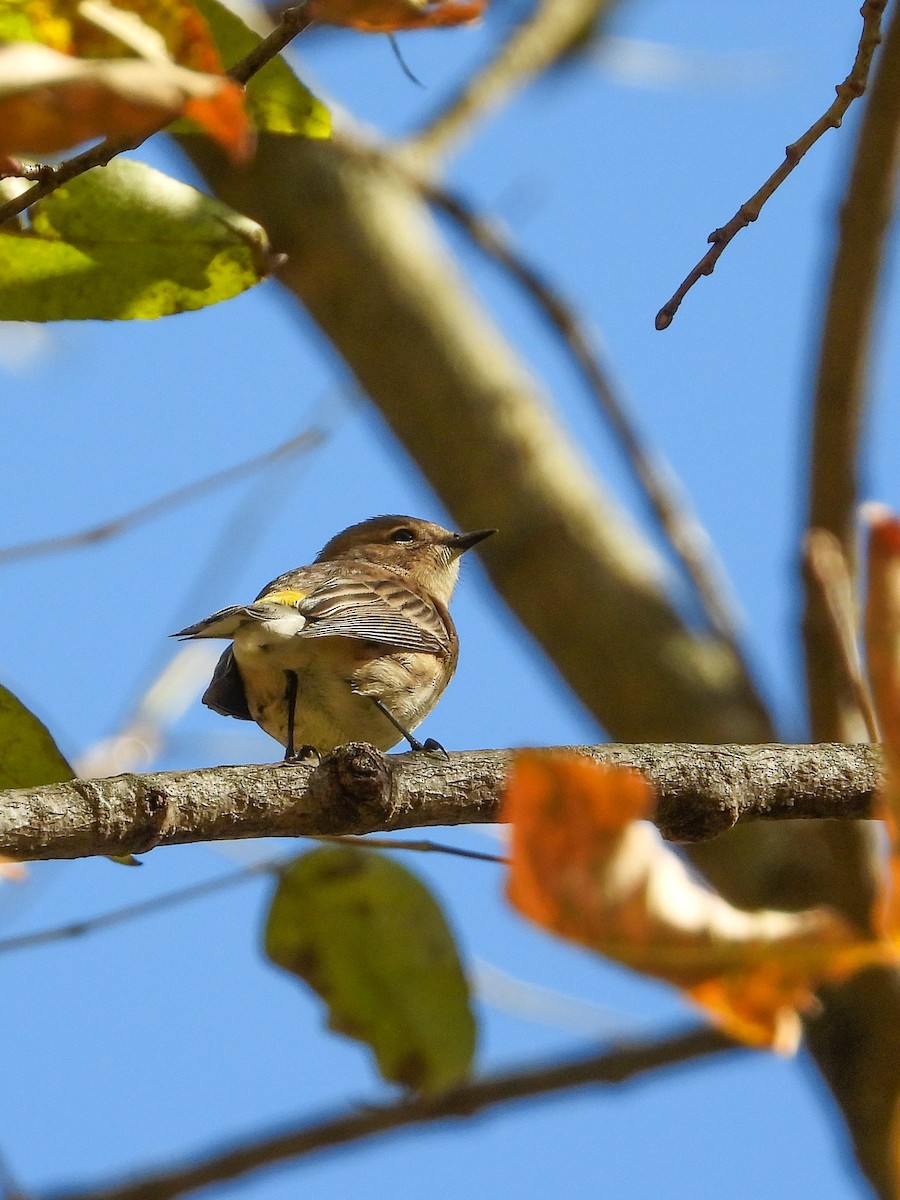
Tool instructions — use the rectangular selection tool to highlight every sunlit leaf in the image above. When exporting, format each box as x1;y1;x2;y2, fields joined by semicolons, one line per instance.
189;0;330;138
502;753;879;1052
265;846;477;1093
0;158;277;320
305;0;485;33
0;682;73;791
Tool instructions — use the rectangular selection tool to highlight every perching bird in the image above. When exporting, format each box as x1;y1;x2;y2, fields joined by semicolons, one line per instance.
173;515;496;760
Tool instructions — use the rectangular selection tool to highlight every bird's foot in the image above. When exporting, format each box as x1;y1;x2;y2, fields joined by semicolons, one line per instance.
282;744;321;765
412;736;449;760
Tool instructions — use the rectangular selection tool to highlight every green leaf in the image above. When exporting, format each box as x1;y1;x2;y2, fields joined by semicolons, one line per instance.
265;847;477;1094
0;683;73;790
0;158;276;321
189;0;330;138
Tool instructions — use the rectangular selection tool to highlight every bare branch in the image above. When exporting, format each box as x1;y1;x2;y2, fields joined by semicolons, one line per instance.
0;429;324;567
0;4;314;228
655;0;888;331
0;742;882;862
55;1027;735;1200
422;179;749;653
803;0;900;742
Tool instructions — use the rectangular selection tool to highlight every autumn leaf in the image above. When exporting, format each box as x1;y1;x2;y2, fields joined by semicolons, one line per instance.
0;1;252;158
502;753;881;1052
0;40;247;156
305;0;485;34
265;846;477;1094
1;0;227;72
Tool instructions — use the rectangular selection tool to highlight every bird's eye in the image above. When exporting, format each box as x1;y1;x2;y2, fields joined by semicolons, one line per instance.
390;528;415;542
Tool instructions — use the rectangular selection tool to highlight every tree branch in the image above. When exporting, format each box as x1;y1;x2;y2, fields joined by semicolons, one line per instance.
803;0;900;742
0;742;881;862
53;1027;735;1200
655;0;888;330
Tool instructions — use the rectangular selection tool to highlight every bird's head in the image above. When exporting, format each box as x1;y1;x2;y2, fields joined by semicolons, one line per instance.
317;515;496;606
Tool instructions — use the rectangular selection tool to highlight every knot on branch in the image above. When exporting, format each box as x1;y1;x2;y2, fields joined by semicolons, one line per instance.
307;742;393;832
132;785;172;853
654;784;740;843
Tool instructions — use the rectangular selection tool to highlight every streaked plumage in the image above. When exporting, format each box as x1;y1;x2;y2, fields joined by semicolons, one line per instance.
173;516;495;758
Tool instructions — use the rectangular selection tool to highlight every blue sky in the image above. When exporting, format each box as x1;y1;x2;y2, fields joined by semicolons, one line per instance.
1;2;896;1198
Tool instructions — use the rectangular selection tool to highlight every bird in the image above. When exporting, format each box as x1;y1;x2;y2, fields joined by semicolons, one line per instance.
173;515;496;761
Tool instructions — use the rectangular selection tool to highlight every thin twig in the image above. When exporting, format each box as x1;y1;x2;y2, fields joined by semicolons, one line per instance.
0;858;283;956
422;179;750;654
0;5;314;227
655;0;888;330
227;5;314;85
803;529;880;742
803;0;900;741
315;834;506;864
0;837;499;956
0;429;324;567
54;1027;736;1200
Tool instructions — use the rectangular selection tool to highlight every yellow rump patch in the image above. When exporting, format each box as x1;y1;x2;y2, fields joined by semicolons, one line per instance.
260;589;307;608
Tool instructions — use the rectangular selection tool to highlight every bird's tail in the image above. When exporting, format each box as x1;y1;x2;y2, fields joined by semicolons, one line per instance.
171;606;251;640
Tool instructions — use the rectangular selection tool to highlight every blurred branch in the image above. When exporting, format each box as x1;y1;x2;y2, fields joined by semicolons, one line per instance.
803;0;900;742
803;530;879;742
0;838;500;956
0;4;314;227
0;742;882;862
0;430;324;567
422;179;749;652
55;1027;735;1200
401;0;620;169
655;0;887;331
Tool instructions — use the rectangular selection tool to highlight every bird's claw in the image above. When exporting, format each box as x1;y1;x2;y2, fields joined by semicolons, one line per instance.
282;744;321;765
421;737;449;760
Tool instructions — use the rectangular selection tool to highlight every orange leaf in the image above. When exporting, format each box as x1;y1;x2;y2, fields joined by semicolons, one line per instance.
0;41;250;159
305;0;485;33
502;753;882;1052
20;0;228;73
182;78;253;161
0;855;27;883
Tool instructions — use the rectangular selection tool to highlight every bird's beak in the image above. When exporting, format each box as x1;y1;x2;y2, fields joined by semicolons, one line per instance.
448;528;498;553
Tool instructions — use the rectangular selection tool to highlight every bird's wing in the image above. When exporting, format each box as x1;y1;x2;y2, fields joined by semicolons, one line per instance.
258;570;451;654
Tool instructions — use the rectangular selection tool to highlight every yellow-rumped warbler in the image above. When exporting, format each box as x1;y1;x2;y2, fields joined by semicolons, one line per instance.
174;516;496;760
